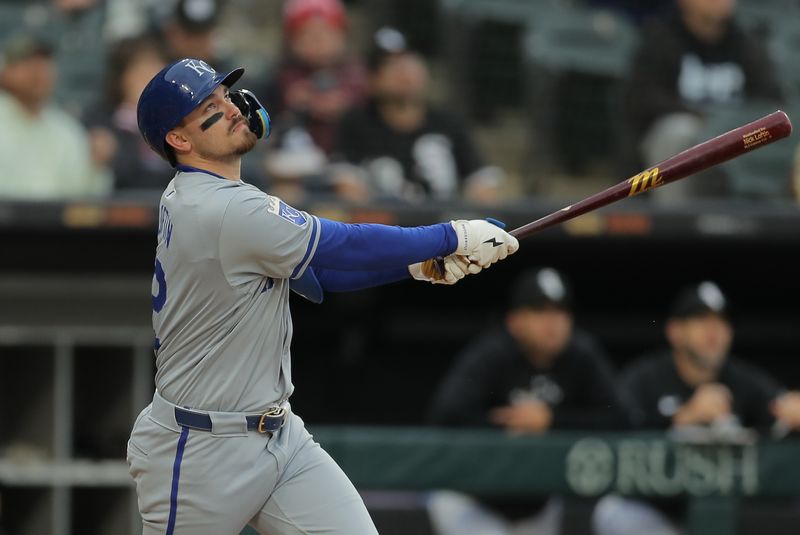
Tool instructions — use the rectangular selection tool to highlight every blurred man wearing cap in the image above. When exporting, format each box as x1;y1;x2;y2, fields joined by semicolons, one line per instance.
0;32;110;200
332;27;504;204
159;0;222;66
427;267;628;535
592;281;800;535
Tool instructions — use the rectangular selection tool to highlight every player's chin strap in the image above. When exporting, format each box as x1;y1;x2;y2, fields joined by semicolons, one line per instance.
230;89;272;140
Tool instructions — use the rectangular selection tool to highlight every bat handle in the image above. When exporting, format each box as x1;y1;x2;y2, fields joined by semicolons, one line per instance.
430;217;507;277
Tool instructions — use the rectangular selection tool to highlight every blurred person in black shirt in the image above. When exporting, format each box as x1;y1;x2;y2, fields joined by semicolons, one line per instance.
84;35;173;192
332;27;504;204
625;0;783;200
592;281;800;535
427;267;628;535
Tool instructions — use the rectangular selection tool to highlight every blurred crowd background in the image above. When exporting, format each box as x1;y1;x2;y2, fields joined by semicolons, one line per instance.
1;0;799;204
2;0;800;534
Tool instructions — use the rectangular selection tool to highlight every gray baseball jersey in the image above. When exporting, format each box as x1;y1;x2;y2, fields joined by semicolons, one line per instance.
152;168;320;411
133;167;378;534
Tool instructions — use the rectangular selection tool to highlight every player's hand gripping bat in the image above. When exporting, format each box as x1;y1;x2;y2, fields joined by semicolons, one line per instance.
428;110;792;277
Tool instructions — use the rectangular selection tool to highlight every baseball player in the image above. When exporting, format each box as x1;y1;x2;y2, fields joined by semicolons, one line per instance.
128;57;519;535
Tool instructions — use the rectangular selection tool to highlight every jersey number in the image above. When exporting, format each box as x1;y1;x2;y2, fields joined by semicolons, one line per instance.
152;259;167;313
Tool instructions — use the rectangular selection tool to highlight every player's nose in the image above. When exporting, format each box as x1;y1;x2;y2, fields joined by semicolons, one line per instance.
224;98;241;120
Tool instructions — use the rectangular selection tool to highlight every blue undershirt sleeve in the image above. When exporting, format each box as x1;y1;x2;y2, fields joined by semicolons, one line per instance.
314;267;411;292
309;218;458;271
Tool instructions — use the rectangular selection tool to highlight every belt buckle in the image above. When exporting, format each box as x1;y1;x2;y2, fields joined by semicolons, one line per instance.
257;406;286;433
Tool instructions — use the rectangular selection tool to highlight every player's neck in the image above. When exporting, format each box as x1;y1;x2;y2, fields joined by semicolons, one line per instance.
178;155;242;181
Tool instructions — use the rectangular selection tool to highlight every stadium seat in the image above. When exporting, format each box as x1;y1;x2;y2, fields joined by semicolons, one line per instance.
438;0;564;120
51;6;107;117
0;3;51;42
522;6;638;175
523;7;638;79
736;1;786;36
768;24;800;102
698;103;798;200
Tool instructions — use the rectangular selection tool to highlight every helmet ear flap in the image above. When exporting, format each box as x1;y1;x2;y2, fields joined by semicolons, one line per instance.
230;89;271;140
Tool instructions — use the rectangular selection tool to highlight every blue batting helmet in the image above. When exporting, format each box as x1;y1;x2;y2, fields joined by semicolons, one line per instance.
137;58;244;165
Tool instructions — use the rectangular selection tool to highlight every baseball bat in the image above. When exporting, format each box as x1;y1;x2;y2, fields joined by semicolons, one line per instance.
510;110;792;240
431;110;791;277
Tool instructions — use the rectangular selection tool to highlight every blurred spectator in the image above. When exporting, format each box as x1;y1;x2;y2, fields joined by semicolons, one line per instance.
83;35;173;192
625;0;783;199
265;0;367;155
259;0;368;201
158;0;226;67
592;281;800;535
427;268;628;535
0;32;111;201
332;27;505;203
104;0;153;41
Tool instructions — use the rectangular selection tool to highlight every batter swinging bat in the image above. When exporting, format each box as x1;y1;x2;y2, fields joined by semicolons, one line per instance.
509;110;792;240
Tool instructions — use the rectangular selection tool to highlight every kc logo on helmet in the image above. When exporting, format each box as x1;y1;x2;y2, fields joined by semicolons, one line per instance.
184;59;216;77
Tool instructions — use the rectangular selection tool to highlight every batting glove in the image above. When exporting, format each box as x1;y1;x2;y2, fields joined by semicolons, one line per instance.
409;255;474;285
450;219;519;268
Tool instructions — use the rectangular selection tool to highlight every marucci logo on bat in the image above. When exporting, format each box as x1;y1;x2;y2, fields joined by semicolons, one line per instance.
627;167;663;196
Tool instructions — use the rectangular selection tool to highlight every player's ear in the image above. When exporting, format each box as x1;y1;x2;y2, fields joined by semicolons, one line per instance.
166;128;191;157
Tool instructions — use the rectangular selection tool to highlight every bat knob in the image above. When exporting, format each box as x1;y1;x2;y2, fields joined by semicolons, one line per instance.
431;256;445;278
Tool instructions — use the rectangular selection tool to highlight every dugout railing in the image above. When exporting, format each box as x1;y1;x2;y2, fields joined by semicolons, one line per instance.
0;326;153;535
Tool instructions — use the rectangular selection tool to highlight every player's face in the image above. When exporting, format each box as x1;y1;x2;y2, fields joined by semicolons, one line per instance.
175;85;256;162
680;0;735;21
0;54;55;109
289;18;346;69
372;54;428;132
669;313;733;371
507;307;573;362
